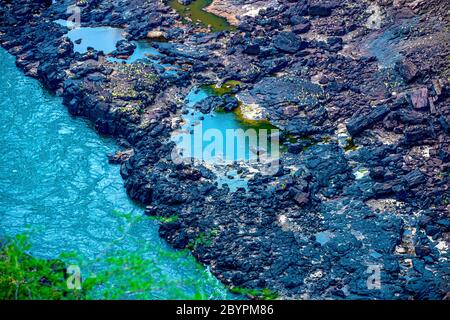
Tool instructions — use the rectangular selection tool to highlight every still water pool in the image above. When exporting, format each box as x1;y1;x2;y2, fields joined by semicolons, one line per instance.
171;85;280;191
169;0;236;32
0;47;233;299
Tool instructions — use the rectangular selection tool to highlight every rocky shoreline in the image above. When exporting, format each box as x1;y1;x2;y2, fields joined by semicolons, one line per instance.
1;0;449;299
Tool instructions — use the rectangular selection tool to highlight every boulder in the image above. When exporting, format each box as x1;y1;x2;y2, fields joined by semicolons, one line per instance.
395;58;418;83
238;76;323;110
260;57;288;74
222;94;239;112
146;30;167;41
346;105;390;136
408;88;429;110
403;169;426;188
404;125;432;144
370;166;386;181
308;4;333;17
304;144;349;187
292;22;311;34
438;115;450;133
107;149;134;164
194;96;224;114
37;61;67;91
294;192;310;205
273;32;306;53
111;39;136;57
242;44;260;55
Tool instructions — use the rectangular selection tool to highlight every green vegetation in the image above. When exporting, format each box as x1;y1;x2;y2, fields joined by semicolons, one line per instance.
0;235;218;300
204;80;242;96
83;248;219;300
150;215;179;224
201;81;280;133
233;104;279;131
0;210;232;300
89;210;222;299
0;234;84;300
203;80;278;131
230;287;278;300
280;134;317;153
343;137;358;152
110;64;158;101
168;0;236;32
283;134;316;146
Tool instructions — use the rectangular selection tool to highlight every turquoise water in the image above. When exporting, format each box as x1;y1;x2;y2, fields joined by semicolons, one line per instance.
107;41;179;75
54;20;178;74
54;19;126;54
0;47;232;299
171;87;280;191
68;26;123;53
108;40;162;63
172;87;279;164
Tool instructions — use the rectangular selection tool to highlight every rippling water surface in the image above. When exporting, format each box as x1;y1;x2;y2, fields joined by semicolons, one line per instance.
0;47;233;299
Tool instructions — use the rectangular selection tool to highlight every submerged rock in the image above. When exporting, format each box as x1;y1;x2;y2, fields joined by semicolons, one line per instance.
178;0;192;5
193;96;224;113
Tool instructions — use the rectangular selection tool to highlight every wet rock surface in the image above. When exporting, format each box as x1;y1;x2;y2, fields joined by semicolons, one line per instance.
1;0;449;299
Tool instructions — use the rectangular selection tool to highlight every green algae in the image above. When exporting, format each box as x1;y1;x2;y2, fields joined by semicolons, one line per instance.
343;137;358;152
279;134;319;153
202;81;279;131
204;80;242;96
233;104;279;131
150;215;179;224
168;0;236;32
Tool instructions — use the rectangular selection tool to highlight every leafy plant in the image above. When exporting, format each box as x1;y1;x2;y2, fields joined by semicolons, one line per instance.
0;210;234;300
0;234;84;300
150;215;179;224
230;287;278;300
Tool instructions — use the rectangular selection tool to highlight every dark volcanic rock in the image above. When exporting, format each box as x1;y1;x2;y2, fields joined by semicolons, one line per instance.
273;32;306;53
308;4;333;17
1;0;449;301
395;58;418;83
292;22;311;34
111;39;137;57
238;76;323;109
304;143;349;187
194;95;224;113
242;44;260;55
347;105;391;136
408;88;429;110
403;169;426;189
